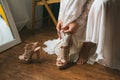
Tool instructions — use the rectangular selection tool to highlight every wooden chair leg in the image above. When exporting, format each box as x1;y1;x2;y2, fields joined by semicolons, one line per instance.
32;0;36;31
42;0;57;27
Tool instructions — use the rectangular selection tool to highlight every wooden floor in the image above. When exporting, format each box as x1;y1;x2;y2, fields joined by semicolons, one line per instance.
0;27;120;80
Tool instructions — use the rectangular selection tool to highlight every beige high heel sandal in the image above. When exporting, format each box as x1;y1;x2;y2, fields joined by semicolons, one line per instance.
18;42;41;63
56;46;69;69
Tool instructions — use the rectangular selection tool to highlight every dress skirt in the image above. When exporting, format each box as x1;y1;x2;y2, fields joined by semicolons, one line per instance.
86;0;120;70
43;0;120;70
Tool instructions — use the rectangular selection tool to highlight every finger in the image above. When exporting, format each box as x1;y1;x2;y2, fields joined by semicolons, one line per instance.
56;24;61;32
57;32;61;39
56;25;61;38
57;21;62;30
64;27;75;34
61;25;69;30
64;30;72;33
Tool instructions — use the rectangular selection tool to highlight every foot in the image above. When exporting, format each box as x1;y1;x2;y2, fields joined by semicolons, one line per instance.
77;52;89;64
56;46;69;69
56;57;68;69
77;42;94;64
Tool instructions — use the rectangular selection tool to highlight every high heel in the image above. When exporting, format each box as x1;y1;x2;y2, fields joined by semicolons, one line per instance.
56;46;69;69
56;31;72;69
35;48;40;62
18;42;41;63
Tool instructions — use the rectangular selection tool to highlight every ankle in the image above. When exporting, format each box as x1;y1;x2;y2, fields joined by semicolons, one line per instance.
61;45;69;48
83;42;96;47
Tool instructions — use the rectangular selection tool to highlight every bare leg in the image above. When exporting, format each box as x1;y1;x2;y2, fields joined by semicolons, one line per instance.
77;42;96;64
56;46;69;69
56;31;72;69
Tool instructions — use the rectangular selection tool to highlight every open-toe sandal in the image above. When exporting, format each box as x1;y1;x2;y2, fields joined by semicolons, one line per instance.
56;46;69;69
18;42;41;63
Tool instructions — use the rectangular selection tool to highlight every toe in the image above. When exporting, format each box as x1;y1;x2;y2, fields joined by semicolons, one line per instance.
77;58;87;64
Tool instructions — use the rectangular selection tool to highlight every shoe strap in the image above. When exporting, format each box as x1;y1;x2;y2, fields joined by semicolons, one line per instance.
34;47;40;52
57;57;66;63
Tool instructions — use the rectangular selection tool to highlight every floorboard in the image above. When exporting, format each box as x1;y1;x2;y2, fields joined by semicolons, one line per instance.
0;27;120;80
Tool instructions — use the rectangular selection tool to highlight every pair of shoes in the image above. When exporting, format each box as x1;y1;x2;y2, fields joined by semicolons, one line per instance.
18;42;41;63
56;46;69;69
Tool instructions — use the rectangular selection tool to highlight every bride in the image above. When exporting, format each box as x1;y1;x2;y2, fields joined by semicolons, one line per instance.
44;0;120;70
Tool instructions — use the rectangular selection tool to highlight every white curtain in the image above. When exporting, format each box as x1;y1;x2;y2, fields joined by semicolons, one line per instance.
7;0;43;31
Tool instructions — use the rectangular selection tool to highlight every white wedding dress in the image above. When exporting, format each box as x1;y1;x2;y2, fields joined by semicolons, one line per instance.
0;16;14;46
86;0;120;70
43;0;87;62
43;0;120;70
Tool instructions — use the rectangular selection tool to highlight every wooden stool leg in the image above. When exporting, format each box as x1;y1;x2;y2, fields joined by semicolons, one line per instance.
42;0;57;27
32;0;36;30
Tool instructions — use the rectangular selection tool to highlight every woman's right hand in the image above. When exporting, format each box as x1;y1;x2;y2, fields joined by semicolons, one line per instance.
62;21;79;34
56;20;63;38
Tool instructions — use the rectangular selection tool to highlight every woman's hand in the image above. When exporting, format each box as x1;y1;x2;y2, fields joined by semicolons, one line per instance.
56;20;63;38
62;21;79;34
